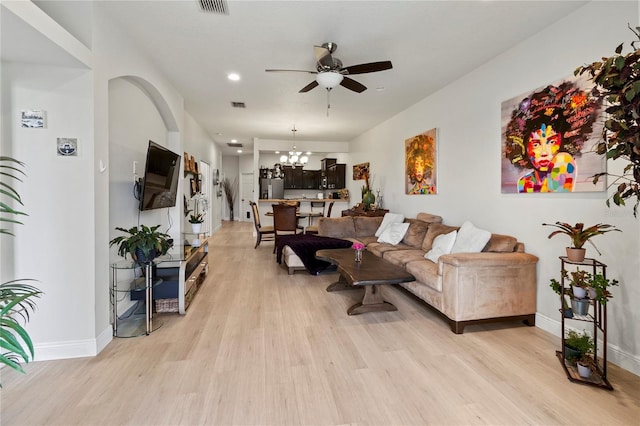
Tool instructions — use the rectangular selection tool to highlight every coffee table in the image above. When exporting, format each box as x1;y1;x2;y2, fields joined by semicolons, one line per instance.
316;248;415;315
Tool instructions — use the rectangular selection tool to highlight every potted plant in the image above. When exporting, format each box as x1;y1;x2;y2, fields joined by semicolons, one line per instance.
0;157;42;383
574;26;640;216
109;224;173;264
542;221;620;261
549;276;573;318
577;354;596;379
564;329;594;366
188;212;205;233
221;177;238;221
587;272;619;306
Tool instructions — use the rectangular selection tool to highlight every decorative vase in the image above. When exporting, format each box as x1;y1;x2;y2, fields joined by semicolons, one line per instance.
355;249;363;263
191;222;202;233
566;247;586;262
362;191;375;210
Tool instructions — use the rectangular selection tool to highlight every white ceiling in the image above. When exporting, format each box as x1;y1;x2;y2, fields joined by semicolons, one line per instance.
12;1;591;156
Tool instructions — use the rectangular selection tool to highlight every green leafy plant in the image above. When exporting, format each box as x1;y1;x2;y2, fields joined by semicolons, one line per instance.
188;212;204;224
0;157;27;236
588;272;619;305
109;224;173;262
0;157;42;384
549;276;571;313
542;221;620;254
565;329;594;363
574;26;640;215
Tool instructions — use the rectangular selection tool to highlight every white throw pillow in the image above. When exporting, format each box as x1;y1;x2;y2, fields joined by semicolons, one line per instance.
424;230;457;262
377;222;410;245
374;212;405;237
451;221;492;253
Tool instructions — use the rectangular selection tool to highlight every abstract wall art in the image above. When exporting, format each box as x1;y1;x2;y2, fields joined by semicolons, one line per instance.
501;75;605;193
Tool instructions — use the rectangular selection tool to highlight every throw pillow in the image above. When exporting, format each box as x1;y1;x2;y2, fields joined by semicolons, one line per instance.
377;222;410;245
374;212;405;237
424;230;457;262
451;221;492;253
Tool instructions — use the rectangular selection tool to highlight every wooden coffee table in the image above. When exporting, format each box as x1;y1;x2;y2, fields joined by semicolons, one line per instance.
316;248;415;315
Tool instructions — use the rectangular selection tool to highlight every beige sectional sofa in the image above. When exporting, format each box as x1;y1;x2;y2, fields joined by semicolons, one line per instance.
316;212;539;333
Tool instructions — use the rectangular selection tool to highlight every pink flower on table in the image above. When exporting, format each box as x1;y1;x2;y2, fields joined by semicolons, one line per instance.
352;242;365;251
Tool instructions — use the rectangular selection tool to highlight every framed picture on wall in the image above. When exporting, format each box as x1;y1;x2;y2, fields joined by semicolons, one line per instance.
501;74;605;193
405;128;437;195
21;110;46;128
353;162;370;180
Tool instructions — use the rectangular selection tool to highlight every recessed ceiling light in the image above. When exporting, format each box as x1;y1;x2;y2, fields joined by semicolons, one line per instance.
237;149;243;153
275;151;280;154
231;139;237;143
375;87;385;91
228;73;240;81
306;151;312;155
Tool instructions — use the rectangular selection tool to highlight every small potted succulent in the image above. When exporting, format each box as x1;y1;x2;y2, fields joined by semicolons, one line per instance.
109;224;173;264
542;221;620;262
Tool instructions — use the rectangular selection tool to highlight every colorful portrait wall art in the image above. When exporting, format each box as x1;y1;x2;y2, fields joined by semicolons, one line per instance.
501;75;605;193
353;162;370;180
405;128;437;195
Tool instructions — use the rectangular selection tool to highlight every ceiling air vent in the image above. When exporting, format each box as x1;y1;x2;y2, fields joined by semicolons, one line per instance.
197;0;229;15
231;102;246;108
227;143;243;148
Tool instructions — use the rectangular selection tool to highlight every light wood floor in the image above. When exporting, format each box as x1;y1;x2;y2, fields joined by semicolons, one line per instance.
1;221;639;425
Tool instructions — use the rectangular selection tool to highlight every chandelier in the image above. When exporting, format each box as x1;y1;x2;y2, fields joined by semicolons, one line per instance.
280;126;308;168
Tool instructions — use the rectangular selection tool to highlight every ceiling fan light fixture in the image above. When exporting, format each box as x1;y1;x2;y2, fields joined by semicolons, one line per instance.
316;71;344;89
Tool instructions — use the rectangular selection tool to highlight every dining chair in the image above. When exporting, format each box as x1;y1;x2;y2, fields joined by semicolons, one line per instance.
305;201;335;234
250;201;275;249
272;203;302;252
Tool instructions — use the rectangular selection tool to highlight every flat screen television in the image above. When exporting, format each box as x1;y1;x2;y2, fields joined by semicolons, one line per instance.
139;141;181;211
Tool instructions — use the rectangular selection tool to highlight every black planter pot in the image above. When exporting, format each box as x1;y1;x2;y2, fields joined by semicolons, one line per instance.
134;248;157;264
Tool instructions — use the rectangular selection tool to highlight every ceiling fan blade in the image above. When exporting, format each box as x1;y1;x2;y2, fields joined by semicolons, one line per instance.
341;61;393;75
314;45;334;69
340;77;367;93
266;69;317;74
299;80;319;93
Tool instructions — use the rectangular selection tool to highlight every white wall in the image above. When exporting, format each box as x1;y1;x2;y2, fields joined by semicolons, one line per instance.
350;1;640;374
3;62;96;357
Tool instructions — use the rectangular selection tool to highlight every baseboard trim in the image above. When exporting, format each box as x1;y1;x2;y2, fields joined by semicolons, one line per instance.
536;312;640;377
33;325;113;362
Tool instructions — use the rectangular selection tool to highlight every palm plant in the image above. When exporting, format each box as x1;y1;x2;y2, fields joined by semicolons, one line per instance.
0;157;42;384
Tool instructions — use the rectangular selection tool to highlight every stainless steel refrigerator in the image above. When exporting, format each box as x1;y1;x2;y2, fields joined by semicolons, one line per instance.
260;178;284;199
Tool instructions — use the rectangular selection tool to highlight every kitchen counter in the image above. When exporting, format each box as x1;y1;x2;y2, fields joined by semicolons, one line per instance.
258;198;348;203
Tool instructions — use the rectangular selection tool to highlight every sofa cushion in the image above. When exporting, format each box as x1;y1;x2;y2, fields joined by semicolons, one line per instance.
377;222;410;245
451;221;491;253
421;223;459;252
424;230;457;262
483;233;518;253
405;259;442;292
354;216;383;238
356;235;380;246
401;219;430;249
374;212;405;237
318;217;356;239
367;242;414;257
416;212;443;224
383;249;426;268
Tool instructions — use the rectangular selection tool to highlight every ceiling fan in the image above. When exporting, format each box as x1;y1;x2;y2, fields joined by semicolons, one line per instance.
266;42;393;94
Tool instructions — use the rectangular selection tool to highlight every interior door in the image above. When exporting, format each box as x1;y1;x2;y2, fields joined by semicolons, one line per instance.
240;172;254;222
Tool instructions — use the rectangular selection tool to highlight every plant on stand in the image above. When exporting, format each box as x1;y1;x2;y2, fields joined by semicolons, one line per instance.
549;275;573;318
575;26;640;216
188;212;205;233
221;177;238;221
564;329;595;378
542;221;620;262
109;224;173;264
0;157;42;383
